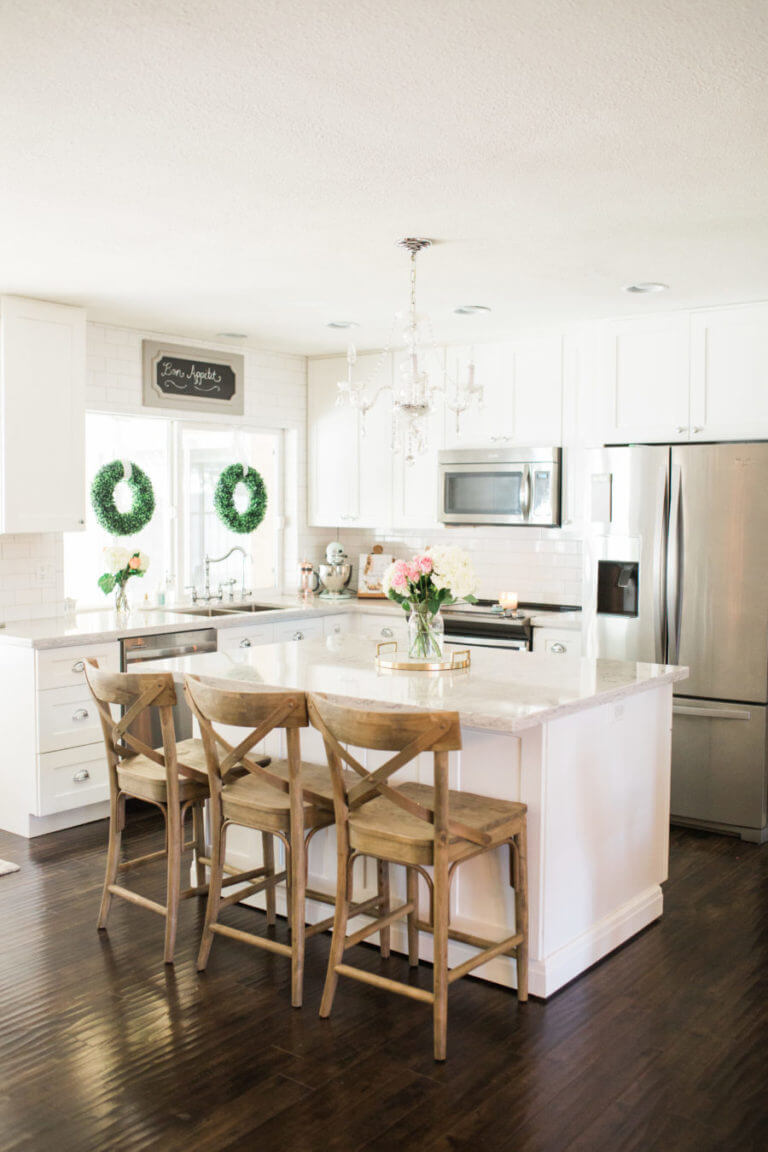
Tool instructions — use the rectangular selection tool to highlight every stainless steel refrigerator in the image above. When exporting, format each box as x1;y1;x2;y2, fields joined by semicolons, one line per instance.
583;443;768;844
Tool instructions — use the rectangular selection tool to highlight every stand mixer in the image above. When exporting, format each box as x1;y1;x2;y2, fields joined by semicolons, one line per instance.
318;541;353;599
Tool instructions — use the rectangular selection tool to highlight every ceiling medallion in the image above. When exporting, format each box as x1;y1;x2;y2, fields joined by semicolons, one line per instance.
336;238;483;463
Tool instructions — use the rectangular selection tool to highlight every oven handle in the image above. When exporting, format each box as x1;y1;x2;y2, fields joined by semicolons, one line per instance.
521;464;532;521
445;634;529;650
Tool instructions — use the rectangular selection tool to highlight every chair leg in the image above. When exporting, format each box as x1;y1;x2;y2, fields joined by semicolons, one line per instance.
406;866;419;967
197;820;226;972
512;826;529;1002
319;840;351;1019
377;859;391;958
262;832;276;927
193;802;207;889
97;792;125;930
432;847;450;1062
289;837;306;1009
163;803;181;965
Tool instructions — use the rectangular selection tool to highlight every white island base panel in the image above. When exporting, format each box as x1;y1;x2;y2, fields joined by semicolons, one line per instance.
222;683;672;1000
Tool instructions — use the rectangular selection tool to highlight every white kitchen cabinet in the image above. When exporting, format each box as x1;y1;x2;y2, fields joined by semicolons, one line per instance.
308;352;392;528
444;337;563;449
533;627;582;657
599;314;691;444
217;622;276;654
0;295;86;533
274;617;324;642
690;303;768;440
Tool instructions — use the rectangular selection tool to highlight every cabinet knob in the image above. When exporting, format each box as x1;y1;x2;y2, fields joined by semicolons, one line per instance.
293;631;304;641
239;638;252;648
332;624;341;633
381;626;394;638
72;708;89;722
676;426;688;434
692;426;704;433
73;768;90;783
490;435;512;443
71;660;85;673
550;642;567;654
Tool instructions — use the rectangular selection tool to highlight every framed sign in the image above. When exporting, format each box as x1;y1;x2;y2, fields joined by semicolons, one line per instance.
142;340;244;415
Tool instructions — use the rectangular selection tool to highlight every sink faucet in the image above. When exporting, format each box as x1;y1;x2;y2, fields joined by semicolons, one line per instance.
203;546;251;602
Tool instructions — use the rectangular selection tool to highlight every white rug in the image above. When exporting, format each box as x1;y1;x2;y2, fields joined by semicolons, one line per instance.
0;859;20;876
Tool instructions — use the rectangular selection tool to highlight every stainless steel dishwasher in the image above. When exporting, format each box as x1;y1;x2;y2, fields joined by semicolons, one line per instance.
121;628;217;745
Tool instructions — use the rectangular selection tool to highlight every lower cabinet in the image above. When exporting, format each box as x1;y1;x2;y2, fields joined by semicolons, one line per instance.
217;623;276;653
274;617;325;642
533;627;582;657
36;743;109;817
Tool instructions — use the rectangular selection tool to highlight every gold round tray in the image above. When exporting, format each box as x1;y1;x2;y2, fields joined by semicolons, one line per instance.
375;641;471;673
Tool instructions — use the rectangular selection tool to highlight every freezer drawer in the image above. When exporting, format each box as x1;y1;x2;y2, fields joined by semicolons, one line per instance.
671;697;767;834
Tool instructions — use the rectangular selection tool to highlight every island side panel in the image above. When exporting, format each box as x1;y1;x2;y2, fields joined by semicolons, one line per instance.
534;682;673;996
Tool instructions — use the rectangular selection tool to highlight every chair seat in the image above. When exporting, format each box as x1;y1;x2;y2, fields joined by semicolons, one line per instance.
221;759;347;833
117;737;210;804
348;782;526;865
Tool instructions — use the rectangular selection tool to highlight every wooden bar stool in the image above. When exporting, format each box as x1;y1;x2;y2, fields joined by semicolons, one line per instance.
308;692;529;1061
184;675;390;1008
85;662;213;964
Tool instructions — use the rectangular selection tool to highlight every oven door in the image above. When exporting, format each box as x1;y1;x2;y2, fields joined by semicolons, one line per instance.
445;633;530;651
438;460;560;525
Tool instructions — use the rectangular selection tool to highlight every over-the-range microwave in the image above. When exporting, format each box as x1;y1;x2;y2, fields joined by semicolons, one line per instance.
437;447;561;526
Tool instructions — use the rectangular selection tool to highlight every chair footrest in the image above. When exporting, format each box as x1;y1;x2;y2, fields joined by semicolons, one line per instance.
210;922;292;956
447;932;524;984
118;847;167;871
344;901;414;950
334;963;434;1004
107;884;166;917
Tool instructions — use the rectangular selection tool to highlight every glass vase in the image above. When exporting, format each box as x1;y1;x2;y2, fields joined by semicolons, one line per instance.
408;604;444;660
114;583;130;615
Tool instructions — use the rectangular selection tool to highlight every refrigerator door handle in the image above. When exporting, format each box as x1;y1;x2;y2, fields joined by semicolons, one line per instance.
673;704;752;721
655;464;669;664
666;463;683;664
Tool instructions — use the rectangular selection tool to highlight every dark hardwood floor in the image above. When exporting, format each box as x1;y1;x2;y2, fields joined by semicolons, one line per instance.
1;815;767;1152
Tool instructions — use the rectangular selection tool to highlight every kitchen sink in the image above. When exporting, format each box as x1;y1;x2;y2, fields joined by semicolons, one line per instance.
169;603;279;617
227;603;279;613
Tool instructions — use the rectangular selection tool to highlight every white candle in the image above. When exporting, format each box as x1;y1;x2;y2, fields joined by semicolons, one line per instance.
499;591;518;611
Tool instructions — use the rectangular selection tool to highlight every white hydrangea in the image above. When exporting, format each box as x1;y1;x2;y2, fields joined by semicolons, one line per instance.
427;546;477;602
103;545;131;574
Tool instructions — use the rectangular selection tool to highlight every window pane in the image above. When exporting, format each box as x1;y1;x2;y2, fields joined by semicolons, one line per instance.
64;413;171;609
180;425;279;595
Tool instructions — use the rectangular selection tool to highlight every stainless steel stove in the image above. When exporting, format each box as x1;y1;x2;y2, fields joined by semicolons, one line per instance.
442;600;579;651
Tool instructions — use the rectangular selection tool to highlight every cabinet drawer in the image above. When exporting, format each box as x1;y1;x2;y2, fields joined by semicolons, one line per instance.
274;618;324;642
37;642;120;690
218;624;276;653
36;743;109;816
37;684;103;752
534;628;582;657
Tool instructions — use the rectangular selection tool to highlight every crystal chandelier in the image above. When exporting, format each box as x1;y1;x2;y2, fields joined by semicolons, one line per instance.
336;238;483;463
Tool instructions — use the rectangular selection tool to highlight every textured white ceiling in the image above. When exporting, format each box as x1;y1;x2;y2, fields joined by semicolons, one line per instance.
1;0;767;353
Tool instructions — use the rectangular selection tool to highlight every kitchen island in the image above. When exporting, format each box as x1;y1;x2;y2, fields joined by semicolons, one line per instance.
151;635;688;998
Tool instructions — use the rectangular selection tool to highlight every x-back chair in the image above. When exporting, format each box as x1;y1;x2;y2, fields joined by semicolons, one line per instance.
85;661;212;964
308;691;529;1061
184;675;391;1007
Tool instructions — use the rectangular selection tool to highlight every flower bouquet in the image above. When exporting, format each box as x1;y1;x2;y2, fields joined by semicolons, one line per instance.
382;547;477;659
98;546;150;614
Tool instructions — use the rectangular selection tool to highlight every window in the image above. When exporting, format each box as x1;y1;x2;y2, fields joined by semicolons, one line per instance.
65;413;282;608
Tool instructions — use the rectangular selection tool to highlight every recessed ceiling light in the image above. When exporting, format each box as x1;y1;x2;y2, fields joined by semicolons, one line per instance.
623;282;669;294
326;320;359;329
216;332;248;339
454;304;492;315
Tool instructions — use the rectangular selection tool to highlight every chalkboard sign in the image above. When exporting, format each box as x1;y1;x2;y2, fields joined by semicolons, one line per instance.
142;340;244;414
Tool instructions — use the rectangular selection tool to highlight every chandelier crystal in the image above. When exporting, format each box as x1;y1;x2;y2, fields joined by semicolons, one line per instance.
336;238;483;463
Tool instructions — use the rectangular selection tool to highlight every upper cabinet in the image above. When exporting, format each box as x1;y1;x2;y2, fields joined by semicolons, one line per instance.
0;296;86;534
308;352;392;528
690;304;768;441
599;314;691;444
444;336;563;449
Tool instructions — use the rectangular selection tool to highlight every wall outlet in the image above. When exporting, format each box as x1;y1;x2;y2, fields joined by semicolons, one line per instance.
31;563;57;589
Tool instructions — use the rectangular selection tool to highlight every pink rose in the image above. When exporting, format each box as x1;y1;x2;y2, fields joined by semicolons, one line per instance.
406;561;420;582
128;555;142;570
417;554;433;574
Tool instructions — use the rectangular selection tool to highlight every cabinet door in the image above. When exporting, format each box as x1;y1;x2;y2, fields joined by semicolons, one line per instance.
217;623;276;654
600;314;691;443
0;296;86;533
444;338;563;449
274;617;324;642
690;304;768;440
307;355;359;527
356;353;393;528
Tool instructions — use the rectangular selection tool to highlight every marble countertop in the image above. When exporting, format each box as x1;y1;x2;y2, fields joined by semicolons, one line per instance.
528;611;582;630
148;634;687;735
0;595;403;650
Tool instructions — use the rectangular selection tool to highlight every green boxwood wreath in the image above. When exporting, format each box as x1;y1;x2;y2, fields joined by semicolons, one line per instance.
91;460;155;536
214;464;268;534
